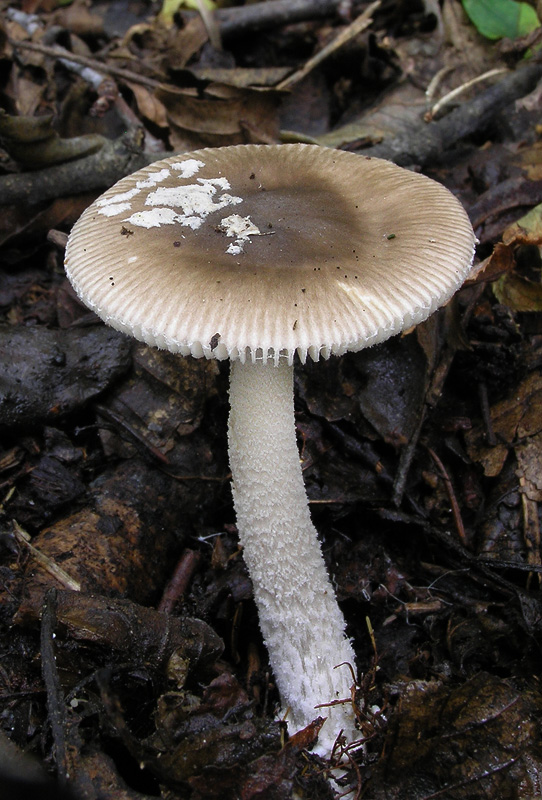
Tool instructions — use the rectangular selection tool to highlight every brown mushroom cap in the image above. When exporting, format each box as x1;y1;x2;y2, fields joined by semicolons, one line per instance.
65;143;476;364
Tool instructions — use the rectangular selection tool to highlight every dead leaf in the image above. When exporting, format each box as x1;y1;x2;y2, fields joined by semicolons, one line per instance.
316;81;424;150
163;15;209;69
467;242;515;285
516;433;542;502
0;110;105;168
368;672;542;799
52;2;104;38
51;589;223;669
124;80;169;128
503;200;542;246
493;271;542;312
0;193;96;249
187;66;291;88
98;343;219;460
516;433;542;573
465;371;542;476
14;460;185;621
156;83;280;148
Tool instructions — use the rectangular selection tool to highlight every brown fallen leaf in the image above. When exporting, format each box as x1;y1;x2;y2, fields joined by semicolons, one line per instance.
156;83;280;149
465;371;542;477
493;271;542;313
97;342;220;463
187;66;291;88
466;242;515;286
124;80;169;129
14;459;185;622
503;201;542;246
367;672;542;799
52;588;223;671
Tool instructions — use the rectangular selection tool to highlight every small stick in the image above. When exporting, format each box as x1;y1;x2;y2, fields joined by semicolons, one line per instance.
426;447;469;549
40;589;69;787
277;1;380;90
217;0;345;40
158;549;200;615
47;230;69;250
95;404;171;465
196;0;222;50
393;406;427;507
426;68;508;121
478;381;497;446
9;39;178;94
13;521;81;591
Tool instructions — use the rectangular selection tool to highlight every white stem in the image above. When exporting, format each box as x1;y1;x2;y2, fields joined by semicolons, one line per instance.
228;359;358;755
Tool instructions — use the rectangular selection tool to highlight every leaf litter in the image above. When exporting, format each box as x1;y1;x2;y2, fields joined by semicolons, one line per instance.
1;1;542;798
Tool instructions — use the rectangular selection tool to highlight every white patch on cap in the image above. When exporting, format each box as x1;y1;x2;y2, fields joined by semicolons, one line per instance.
98;202;132;217
97;188;140;207
124;208;184;228
178;216;205;230
96;188;141;217
172;159;205;178
145;179;242;219
124;208;205;230
136;169;171;188
106;167;244;232
198;177;232;191
219;214;262;255
97;172;173;217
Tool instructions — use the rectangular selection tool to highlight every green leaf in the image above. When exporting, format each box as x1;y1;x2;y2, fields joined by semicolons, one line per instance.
462;0;540;40
493;272;542;312
159;0;216;26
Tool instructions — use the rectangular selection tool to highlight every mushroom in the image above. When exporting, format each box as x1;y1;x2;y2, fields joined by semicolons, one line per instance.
64;144;476;755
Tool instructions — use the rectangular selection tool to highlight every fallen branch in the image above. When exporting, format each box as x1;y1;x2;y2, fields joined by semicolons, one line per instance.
277;1;380;90
3;63;540;207
9;39;179;93
0;130;162;206
216;0;347;40
40;590;69;787
365;62;542;166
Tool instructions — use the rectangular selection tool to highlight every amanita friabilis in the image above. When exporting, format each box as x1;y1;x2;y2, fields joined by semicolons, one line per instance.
65;144;476;754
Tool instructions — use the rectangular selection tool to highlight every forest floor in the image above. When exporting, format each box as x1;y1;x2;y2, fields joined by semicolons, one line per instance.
2;1;542;798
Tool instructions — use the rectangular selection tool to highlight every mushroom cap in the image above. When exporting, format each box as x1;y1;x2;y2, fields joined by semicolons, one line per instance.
65;143;476;364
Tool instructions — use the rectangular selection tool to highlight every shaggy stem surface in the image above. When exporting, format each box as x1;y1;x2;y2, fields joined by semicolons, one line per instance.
228;359;358;754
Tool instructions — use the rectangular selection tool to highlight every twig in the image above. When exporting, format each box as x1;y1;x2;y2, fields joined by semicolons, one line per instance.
0;130;158;206
425;65;456;104
277;1;380;90
421;757;518;799
47;230;69;250
478;381;497;446
216;0;347;40
365;62;542;166
392;406;426;507
196;0;222;50
9;39;178;93
426;447;469;549
95;404;171;465
425;67;508;121
13;521;81;591
40;589;69;786
158;549;200;615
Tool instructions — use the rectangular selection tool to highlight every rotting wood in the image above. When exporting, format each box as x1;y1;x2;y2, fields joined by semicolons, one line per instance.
366;62;542;166
2;63;541;207
216;0;347;40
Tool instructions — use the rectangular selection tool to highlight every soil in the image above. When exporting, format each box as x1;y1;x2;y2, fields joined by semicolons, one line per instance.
1;1;542;798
